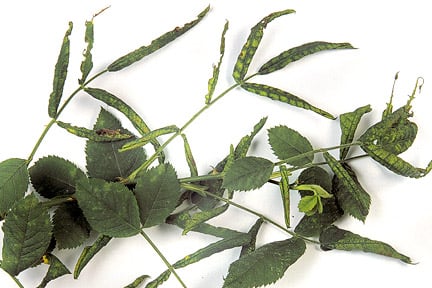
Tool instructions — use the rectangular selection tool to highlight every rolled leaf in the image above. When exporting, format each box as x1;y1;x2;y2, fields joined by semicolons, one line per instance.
79;20;94;84
48;22;73;118
36;254;71;288
74;234;111;278
57;121;133;141
279;165;291;227
241;82;335;119
222;156;274;191
339;105;371;159
107;6;210;71
222;237;306;288
320;225;412;263
232;9;295;83
182;204;229;235
75;178;141;237
268;125;314;166
119;125;179;152
181;134;198;177
258;41;354;75
1;194;52;275
124;275;150;288
0;158;29;218
323;152;370;222
240;218;264;257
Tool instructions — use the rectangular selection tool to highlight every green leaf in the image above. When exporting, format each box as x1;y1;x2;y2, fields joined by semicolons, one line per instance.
135;163;181;228
36;254;71;288
53;203;91;249
29;156;86;199
79;20;94;84
124;274;150;288
206;21;229;104
240;218;264;257
181;134;198;177
107;5;210;72
339;105;372;159
85;88;163;163
242;82;335;119
232;117;268;161
119;125;179;152
182;204;229;235
298;195;319;215
222;156;274;191
85;108;146;181
320;225;412;263
145;270;171;288
0;158;29;218
259;41;355;75
232;9;295;83
1;194;52;275
268;125;314;166
75;178;141;237
74;234;111;279
223;237;306;288
57;121;133;141
324;153;370;222
279;165;291;228
48;22;73;118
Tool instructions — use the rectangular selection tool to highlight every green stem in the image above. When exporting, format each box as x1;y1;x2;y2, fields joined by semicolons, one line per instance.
0;265;24;288
26;69;108;165
139;230;187;288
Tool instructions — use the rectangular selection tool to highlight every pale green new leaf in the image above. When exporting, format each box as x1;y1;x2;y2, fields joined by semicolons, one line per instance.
259;41;355;75
320;225;412;263
48;22;73;118
107;6;210;71
57;121;133;142
75;178;141;237
339;105;371;159
232;9;295;83
0;158;29;218
1;194;52;276
324;153;370;222
135;163;181;228
74;234;111;279
222;157;274;191
223;237;306;288
36;254;71;288
242;82;335;119
79;20;94;84
268;125;314;166
29;155;86;199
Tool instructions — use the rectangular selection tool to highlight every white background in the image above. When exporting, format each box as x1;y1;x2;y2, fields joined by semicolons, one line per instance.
1;1;431;287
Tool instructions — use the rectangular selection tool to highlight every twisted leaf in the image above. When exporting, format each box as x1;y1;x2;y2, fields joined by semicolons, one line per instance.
1;194;52;275
320;225;412;263
124;275;150;288
279;165;291;228
233;9;295;83
223;237;306;288
181;134;198;177
74;234;111;279
107;6;210;71
259;41;355;75
241;82;335;119
79;20;94;84
48;22;73;118
75;178;141;237
0;158;29;218
240;218;264;257
36;254;71;288
120;125;179;152
182;204;229;235
57;121;133;141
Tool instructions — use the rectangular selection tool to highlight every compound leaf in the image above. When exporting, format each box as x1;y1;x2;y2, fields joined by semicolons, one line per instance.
223;237;306;288
241;82;335;119
1;194;52;275
29;155;86;199
107;6;209;71
268;125;314;166
0;158;29;218
259;41;354;75
48;22;73;118
135;163;181;228
320;225;412;263
75;178;140;237
222;157;274;191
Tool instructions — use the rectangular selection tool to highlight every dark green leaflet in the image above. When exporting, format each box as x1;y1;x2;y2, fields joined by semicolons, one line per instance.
232;9;295;83
79;20;94;84
339;105;371;160
84;87;164;162
107;6;210;71
57;121;133;141
320;225;412;263
258;41;355;75
206;21;229;104
323;152;370;222
0;158;29;218
241;82;335;119
73;234;111;279
48;22;73;118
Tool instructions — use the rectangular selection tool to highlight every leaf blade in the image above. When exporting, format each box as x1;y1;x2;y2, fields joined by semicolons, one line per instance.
57;121;133;142
73;234;111;278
